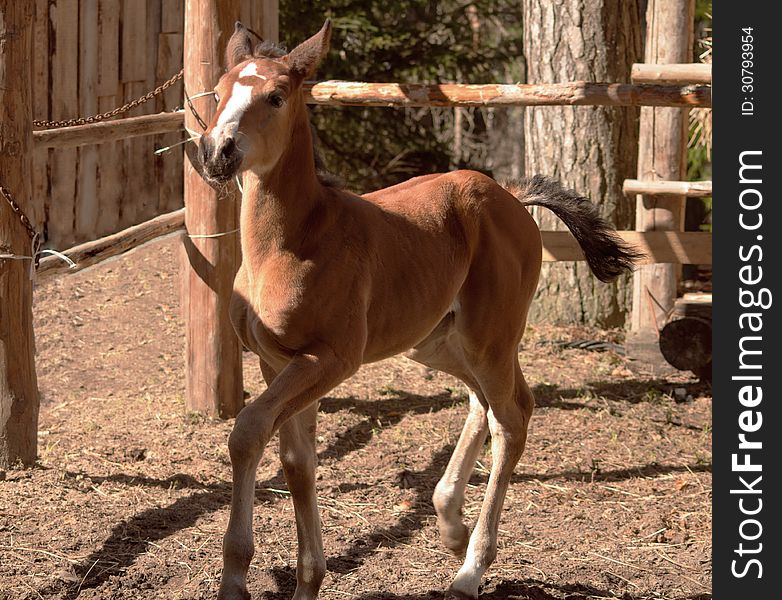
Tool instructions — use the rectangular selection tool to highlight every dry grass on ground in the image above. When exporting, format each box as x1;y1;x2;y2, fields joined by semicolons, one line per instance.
1;236;711;599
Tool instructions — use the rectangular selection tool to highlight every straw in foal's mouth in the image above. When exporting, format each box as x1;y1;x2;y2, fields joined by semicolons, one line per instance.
184;126;203;140
152;125;206;156
154;135;201;156
188;90;218;101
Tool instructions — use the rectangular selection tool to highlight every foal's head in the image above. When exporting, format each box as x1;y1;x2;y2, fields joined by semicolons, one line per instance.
199;20;331;182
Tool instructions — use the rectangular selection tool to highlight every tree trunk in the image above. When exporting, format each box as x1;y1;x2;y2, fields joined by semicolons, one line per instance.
523;0;643;327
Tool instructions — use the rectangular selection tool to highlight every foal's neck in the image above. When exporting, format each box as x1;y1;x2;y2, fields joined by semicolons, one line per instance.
240;107;324;262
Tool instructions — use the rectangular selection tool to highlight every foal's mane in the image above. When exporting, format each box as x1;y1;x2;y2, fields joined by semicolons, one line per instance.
253;40;288;59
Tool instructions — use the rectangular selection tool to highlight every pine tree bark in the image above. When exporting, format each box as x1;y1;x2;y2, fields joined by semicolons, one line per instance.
523;0;643;327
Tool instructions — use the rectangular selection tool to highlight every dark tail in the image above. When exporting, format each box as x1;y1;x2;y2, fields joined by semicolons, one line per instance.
503;175;644;283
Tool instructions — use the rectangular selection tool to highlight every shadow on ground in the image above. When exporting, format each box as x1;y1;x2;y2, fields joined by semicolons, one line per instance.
532;378;711;410
50;381;708;598
259;577;712;600
53;391;454;598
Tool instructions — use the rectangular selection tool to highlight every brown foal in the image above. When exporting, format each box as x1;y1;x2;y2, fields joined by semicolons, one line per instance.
198;20;639;600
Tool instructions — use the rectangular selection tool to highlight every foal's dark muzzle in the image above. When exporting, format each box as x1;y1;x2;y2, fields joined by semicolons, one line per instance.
199;136;243;182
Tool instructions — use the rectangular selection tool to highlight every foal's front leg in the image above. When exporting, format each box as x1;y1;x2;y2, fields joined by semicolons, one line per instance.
217;347;353;600
280;403;325;599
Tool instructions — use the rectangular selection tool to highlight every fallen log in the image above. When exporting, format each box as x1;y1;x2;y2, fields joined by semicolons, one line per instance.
658;293;712;380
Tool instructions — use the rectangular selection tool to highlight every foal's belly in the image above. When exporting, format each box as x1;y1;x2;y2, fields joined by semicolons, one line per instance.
231;276;463;370
230;234;469;368
360;274;466;363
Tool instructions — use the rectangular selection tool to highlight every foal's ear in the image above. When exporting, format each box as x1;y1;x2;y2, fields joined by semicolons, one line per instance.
285;19;332;79
225;22;253;70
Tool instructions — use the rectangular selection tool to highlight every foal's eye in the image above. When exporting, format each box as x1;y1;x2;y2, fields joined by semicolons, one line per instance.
268;94;284;108
213;92;220;103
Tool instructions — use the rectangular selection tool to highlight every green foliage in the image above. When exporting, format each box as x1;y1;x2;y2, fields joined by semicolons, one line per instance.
687;143;711;182
687;0;712;233
280;1;523;192
695;0;712;20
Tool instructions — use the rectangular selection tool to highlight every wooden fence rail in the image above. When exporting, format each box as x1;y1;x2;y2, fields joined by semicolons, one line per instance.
33;111;185;149
631;63;712;84
303;81;711;108
623;179;712;197
31;80;713;149
541;231;711;265
36;208;185;281
35;219;711;286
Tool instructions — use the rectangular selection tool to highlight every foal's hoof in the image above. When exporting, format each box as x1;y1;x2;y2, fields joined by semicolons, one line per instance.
216;585;251;600
445;586;478;600
447;571;480;600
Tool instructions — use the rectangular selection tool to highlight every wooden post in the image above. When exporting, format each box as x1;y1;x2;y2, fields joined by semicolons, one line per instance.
629;0;695;359
48;0;79;249
182;0;243;418
1;0;39;467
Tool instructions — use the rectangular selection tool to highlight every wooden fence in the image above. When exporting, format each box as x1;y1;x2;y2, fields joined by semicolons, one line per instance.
31;0;274;248
32;0;182;248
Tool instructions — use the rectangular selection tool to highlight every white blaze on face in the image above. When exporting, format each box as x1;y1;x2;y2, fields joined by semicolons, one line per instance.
237;62;268;81
212;80;253;143
211;63;269;146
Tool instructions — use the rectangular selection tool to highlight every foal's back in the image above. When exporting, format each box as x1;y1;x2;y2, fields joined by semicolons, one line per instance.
342;169;542;361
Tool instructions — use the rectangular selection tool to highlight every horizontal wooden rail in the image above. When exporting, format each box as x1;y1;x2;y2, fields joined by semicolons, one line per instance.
32;80;713;149
623;179;712;197
304;81;711;108
36;220;710;283
631;63;712;85
541;231;712;265
33;111;185;149
37;208;185;281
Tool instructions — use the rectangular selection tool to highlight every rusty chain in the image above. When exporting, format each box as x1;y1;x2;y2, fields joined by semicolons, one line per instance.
0;185;38;243
33;68;184;129
1;183;41;268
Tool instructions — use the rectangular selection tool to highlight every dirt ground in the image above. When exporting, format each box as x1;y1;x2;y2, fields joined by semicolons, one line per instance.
1;235;712;600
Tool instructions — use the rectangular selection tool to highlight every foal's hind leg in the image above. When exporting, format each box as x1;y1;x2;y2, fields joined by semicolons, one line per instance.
432;389;488;556
407;324;489;556
449;361;534;599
